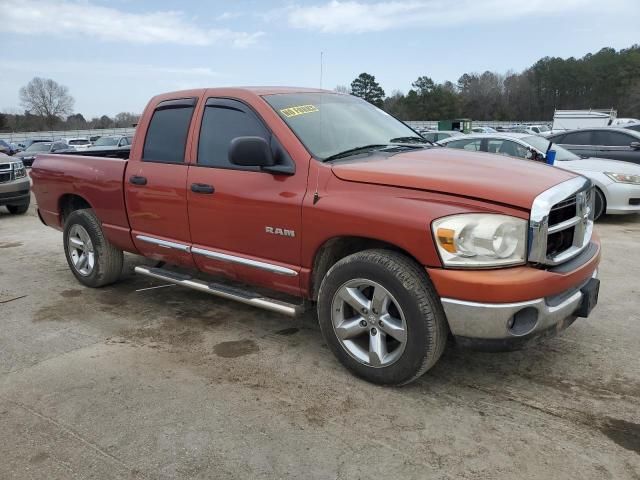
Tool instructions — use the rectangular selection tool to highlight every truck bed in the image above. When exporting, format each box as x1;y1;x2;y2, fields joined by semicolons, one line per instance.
30;152;133;251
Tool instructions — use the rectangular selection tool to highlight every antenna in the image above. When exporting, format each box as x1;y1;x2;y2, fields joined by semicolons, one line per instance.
320;51;324;89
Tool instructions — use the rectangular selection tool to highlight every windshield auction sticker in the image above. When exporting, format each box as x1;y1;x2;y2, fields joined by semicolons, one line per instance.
280;105;319;118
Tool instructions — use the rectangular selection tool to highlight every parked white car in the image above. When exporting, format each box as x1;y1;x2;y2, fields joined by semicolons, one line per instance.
611;117;640;126
522;124;550;135
438;132;640;220
58;137;92;150
471;126;497;133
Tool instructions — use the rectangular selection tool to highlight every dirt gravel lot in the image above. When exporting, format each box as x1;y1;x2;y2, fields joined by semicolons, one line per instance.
1;201;639;479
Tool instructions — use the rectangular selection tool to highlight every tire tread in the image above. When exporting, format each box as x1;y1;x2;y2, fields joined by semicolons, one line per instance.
318;249;448;385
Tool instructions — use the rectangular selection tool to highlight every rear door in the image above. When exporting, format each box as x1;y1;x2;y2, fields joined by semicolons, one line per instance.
124;98;197;267
591;130;640;164
186;97;305;295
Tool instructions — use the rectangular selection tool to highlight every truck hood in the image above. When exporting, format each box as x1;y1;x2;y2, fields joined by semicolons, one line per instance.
331;147;577;210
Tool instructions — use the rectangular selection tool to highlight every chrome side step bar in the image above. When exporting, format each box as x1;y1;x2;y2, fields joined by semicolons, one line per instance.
134;266;305;317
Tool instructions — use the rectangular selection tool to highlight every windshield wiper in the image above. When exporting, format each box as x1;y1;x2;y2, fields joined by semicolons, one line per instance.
322;144;389;162
389;136;431;144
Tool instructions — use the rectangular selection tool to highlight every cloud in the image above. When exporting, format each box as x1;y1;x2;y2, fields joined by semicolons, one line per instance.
1;0;263;47
286;0;608;33
2;60;224;79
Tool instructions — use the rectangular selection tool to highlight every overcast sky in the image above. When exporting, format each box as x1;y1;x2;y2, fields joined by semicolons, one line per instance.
1;0;639;117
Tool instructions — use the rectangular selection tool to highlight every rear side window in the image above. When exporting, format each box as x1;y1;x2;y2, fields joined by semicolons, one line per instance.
561;131;592;145
446;138;482;151
143;98;196;163
197;99;269;169
591;130;634;146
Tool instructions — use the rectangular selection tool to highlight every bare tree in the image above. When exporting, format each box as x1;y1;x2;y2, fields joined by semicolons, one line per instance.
19;77;74;128
113;112;140;127
334;85;352;94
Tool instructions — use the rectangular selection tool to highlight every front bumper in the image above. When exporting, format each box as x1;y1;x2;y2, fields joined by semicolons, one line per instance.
0;176;31;206
441;271;598;350
428;237;600;350
604;182;640;215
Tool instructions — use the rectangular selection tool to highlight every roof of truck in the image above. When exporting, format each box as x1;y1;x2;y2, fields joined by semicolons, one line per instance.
155;86;334;98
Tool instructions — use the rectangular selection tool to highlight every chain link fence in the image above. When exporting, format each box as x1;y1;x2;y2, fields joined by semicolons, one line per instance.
0;127;136;144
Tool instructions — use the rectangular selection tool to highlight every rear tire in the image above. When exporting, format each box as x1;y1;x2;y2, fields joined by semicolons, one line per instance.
593;188;606;221
63;209;123;287
7;200;29;215
317;249;448;386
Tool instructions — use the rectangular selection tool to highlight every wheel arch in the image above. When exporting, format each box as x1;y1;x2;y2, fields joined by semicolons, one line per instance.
594;185;607;214
309;236;425;301
58;193;93;226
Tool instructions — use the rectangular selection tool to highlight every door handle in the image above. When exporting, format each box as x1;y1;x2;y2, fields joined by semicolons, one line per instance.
191;183;215;194
129;175;147;186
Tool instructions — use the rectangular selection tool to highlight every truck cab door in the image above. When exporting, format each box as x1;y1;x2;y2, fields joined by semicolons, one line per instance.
124;98;198;268
186;97;306;296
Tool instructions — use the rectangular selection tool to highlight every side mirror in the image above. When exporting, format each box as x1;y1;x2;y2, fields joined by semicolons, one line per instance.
229;136;274;168
630;141;640;150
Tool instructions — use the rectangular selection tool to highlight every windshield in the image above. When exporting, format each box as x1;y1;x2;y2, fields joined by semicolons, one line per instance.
69;139;90;145
26;143;52;152
94;137;119;146
522;135;579;161
263;92;422;159
537;125;549;132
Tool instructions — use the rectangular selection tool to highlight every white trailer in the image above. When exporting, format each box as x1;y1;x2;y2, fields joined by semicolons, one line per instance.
551;109;616;132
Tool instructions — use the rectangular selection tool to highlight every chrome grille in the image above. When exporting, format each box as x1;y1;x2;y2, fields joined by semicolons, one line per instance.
529;177;594;266
0;163;13;184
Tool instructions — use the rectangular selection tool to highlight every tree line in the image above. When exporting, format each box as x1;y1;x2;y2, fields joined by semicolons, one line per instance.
2;45;639;132
345;45;640;121
0;110;140;132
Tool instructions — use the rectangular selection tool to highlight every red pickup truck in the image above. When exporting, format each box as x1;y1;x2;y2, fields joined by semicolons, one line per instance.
31;87;600;385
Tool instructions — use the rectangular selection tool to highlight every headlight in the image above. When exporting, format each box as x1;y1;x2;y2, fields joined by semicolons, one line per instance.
605;172;640;185
13;160;26;179
432;214;527;268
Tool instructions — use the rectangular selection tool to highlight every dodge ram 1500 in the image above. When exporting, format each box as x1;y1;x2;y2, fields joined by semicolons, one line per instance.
31;87;601;385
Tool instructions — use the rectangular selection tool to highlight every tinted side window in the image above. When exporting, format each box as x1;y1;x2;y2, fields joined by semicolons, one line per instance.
561;131;592;145
591;131;633;146
198;100;269;168
626;124;640;132
143;104;195;163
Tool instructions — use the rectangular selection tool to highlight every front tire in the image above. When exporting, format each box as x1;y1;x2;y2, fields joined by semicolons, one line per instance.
317;249;448;386
63;209;123;287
